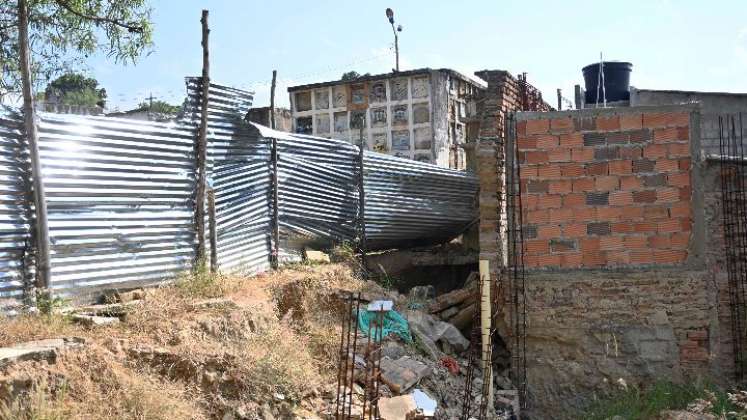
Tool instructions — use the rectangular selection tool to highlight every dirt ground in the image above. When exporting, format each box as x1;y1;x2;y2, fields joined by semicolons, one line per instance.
0;262;379;419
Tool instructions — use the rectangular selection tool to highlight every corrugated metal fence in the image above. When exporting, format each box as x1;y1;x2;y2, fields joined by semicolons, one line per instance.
0;80;477;304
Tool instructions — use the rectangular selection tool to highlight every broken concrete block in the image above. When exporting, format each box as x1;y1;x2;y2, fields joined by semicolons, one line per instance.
405;311;470;354
378;394;417;420
71;314;120;327
428;289;473;314
0;338;84;368
410;327;440;360
380;357;431;394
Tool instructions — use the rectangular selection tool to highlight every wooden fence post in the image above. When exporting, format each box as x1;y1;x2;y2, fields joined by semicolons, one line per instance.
18;0;51;291
195;9;210;267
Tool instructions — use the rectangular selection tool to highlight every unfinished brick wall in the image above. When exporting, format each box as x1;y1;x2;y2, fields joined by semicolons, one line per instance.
517;109;694;268
474;103;739;417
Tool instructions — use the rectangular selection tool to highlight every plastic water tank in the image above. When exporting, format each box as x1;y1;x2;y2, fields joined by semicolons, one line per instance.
583;61;632;104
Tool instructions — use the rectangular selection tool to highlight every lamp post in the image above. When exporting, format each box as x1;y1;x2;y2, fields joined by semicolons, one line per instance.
385;8;402;72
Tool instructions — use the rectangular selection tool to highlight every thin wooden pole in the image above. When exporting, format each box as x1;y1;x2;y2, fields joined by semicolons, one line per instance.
18;0;50;290
270;70;280;269
270;70;277;129
195;9;210;267
207;188;218;273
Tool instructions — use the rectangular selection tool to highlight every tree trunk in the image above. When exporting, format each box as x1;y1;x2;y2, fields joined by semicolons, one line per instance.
18;0;50;290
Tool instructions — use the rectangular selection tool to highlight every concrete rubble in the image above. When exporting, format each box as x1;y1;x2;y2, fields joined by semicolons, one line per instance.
0;338;84;368
380;356;431;394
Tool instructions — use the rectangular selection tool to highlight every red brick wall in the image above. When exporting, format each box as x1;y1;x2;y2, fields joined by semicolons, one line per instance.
517;110;693;269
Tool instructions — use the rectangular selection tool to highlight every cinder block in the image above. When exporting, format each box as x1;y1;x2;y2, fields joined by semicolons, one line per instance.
655;159;679;173
599;236;624;250
537;164;562;179
609;160;633;175
559;133;583;148
633;190;657;203
572;178;595;192
563;223;587;237
596;116;621;131
620;114;643;130
642;112;689;129
571;147;595;162
550;117;573;133
550;238;577;252
548;147;572;163
583;132;607;147
538;224;562;239
620;175;643;190
597;206;623;220
658;219;682;233
620;146;643;159
561;163;585;177
623;234;647;249
549;180;573;194
609;191;634;206
644;144;667;159
526;118;550;135
586;162;609;176
606;131;629;144
633;159;656;173
563;193;586;208
595;176;620;191
587;222;611;236
667;172;690;188
629;129;652;143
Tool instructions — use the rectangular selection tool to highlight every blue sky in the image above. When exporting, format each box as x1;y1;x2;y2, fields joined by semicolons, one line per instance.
88;0;747;111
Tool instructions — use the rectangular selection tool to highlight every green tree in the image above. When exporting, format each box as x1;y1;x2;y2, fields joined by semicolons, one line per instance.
1;0;153;98
43;72;107;108
136;99;181;115
340;71;371;81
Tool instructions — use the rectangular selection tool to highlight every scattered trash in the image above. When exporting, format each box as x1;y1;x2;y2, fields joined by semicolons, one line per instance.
368;299;394;312
358;308;412;342
412;388;437;417
440;356;460;375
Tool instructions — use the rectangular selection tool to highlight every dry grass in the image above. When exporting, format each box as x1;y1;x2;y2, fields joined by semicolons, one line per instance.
0;261;368;419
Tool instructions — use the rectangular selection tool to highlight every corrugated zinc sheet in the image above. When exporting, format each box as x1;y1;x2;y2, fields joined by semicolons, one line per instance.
276;133;359;250
250;125;478;252
0;109;32;302
363;152;478;250
37;113;198;296
186;78;271;275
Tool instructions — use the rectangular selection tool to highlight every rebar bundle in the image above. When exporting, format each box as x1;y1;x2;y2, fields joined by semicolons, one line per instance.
718;114;747;380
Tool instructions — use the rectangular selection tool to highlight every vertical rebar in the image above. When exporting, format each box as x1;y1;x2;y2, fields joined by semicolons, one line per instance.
347;293;362;419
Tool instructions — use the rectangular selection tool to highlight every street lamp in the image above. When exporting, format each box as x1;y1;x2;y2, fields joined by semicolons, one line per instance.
385;8;402;72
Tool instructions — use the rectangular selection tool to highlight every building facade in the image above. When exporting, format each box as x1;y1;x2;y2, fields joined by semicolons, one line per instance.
287;68;485;169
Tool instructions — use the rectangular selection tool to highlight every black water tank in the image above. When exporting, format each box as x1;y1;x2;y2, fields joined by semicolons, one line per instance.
583;61;632;104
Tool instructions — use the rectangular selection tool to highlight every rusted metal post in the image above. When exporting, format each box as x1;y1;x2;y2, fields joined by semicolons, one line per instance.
18;0;51;290
207;188;218;273
195;9;210;267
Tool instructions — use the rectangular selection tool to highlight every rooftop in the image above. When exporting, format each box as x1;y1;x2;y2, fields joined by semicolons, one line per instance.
287;68;487;92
